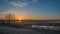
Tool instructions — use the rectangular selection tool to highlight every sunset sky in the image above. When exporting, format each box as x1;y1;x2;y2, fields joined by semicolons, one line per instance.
0;0;60;20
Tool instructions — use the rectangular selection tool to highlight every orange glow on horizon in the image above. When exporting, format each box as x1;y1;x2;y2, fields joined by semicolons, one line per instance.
17;18;31;20
16;15;32;20
0;14;60;20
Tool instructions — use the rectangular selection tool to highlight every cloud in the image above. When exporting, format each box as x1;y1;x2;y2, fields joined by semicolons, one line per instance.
9;1;28;7
5;0;38;7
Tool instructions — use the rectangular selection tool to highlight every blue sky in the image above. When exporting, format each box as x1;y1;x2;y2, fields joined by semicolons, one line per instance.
0;0;60;20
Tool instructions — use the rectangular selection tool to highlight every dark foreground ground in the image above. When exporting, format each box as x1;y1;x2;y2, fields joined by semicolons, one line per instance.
0;20;60;34
0;25;60;34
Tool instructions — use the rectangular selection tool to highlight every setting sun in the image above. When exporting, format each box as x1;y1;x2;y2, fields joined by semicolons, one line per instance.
18;18;22;20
